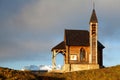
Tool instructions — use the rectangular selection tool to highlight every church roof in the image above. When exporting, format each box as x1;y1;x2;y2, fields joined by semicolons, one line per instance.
51;29;104;51
98;41;105;49
89;9;98;23
65;30;89;46
51;41;66;51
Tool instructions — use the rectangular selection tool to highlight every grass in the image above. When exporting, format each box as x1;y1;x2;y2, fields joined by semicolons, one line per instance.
38;65;120;80
0;65;120;80
0;67;37;80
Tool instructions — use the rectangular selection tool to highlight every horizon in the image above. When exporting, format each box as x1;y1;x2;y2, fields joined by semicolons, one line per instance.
0;0;120;70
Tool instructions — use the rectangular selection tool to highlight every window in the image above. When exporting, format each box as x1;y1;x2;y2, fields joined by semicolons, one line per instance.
92;24;96;35
80;48;86;61
70;54;77;60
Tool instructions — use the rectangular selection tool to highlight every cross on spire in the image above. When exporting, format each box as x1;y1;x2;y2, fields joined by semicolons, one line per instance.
93;1;95;9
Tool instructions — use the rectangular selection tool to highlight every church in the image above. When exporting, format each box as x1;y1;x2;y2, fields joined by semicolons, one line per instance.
51;9;105;72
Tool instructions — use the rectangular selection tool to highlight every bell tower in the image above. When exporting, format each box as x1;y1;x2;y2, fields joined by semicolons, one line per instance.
89;9;98;64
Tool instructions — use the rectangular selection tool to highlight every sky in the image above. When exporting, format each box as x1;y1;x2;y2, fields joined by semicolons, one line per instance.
0;0;120;70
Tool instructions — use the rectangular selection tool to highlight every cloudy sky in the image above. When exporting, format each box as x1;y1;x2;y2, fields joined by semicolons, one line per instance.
0;0;120;70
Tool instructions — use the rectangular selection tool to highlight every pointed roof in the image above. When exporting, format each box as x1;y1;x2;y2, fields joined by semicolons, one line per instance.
89;9;98;23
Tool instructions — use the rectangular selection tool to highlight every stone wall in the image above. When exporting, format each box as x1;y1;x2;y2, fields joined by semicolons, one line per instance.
62;64;99;72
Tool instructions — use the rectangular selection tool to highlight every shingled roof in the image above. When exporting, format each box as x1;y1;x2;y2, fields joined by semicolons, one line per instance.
65;30;89;46
51;41;66;51
89;9;98;23
52;29;104;51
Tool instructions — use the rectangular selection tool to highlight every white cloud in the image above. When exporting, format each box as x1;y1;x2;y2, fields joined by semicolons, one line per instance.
0;0;91;62
11;0;91;31
21;65;62;71
1;0;120;69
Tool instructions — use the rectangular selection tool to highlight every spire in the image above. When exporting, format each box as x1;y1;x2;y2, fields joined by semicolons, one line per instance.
89;9;98;23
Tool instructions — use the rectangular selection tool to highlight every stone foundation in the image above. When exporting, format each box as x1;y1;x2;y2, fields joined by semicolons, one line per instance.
62;64;99;72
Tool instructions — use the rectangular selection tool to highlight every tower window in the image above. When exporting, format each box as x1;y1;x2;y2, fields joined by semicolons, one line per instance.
92;24;96;27
92;24;96;35
80;48;86;61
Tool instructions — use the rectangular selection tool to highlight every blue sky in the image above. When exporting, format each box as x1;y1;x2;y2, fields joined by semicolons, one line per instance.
0;0;120;70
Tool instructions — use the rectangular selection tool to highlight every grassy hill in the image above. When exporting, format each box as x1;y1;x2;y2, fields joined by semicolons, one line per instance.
0;67;37;80
0;65;120;80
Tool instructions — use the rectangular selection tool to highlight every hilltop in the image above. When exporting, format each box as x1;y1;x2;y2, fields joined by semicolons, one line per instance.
0;67;37;80
0;65;120;80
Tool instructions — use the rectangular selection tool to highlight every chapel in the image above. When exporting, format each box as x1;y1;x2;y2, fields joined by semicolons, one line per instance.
51;9;105;72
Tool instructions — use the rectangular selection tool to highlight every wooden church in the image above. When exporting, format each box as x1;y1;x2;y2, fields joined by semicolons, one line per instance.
51;9;105;72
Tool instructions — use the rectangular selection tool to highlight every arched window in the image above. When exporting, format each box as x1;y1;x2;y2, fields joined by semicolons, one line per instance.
80;48;86;61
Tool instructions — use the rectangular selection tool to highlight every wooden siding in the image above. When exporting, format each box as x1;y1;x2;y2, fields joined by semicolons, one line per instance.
65;46;90;64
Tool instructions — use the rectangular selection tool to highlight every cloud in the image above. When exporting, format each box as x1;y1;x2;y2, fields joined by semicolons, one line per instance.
0;0;120;69
96;0;120;41
21;64;62;71
1;0;90;63
11;0;90;31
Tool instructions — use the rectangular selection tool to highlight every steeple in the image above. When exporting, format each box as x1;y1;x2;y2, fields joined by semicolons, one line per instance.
89;7;98;64
89;9;98;23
